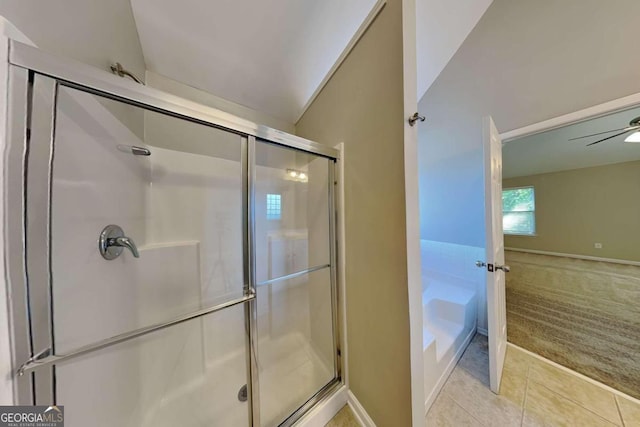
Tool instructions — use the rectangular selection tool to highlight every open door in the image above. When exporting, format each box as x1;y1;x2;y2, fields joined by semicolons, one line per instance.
483;116;508;394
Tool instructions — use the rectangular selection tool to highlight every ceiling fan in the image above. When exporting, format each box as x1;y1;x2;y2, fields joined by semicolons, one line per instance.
569;116;640;146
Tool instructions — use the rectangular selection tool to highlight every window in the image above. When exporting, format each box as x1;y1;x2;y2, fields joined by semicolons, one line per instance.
266;194;281;220
502;187;535;235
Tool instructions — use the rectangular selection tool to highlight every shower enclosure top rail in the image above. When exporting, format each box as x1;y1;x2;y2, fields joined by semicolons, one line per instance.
6;39;339;161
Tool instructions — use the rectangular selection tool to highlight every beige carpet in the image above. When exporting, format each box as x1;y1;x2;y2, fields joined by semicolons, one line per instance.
505;251;640;400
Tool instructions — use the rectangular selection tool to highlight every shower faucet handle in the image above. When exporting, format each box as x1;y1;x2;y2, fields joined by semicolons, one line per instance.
99;225;140;260
108;236;140;258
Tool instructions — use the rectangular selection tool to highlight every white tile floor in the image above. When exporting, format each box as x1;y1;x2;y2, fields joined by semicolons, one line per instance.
327;334;640;426
426;334;640;426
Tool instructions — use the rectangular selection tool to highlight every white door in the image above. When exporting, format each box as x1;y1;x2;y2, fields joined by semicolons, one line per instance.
483;116;508;394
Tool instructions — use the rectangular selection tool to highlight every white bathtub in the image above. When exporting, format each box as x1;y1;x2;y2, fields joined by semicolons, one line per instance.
422;276;477;411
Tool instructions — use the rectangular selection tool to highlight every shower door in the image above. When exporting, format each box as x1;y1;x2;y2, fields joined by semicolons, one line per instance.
27;79;252;427
254;141;337;426
10;65;339;427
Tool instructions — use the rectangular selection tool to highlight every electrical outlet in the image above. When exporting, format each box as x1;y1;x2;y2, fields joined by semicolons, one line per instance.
594;243;603;249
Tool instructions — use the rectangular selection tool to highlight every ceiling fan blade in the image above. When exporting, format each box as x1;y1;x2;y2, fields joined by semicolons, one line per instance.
568;126;631;141
586;129;633;146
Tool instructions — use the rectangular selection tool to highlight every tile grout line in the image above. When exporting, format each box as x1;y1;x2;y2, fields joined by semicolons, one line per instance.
533;380;620;426
525;356;622;419
614;395;626;427
519;348;623;426
439;372;487;427
508;340;640;404
450;395;488;427
520;365;530;426
509;343;640;405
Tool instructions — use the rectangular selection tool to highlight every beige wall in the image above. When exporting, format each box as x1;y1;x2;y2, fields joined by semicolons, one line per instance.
419;0;640;247
504;160;640;262
295;0;412;425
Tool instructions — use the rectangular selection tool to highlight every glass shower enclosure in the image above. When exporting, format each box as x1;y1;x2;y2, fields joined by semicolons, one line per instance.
4;40;341;427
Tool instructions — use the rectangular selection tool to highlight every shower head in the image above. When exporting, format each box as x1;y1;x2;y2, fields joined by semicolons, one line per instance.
110;62;145;85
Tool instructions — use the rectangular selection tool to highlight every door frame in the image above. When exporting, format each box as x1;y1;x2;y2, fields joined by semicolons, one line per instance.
401;0;425;426
488;92;640;393
500;92;640;142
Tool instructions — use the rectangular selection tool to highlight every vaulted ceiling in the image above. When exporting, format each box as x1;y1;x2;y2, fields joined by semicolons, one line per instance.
504;105;640;178
416;0;493;101
130;0;494;124
131;0;378;123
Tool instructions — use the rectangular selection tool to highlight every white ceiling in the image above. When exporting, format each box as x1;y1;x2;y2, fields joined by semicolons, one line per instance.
130;0;378;123
416;0;493;101
503;105;640;178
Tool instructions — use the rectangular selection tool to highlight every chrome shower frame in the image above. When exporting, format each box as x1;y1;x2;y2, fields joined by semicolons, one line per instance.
2;38;343;427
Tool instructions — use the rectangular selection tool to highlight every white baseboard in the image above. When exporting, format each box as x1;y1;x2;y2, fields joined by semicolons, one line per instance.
477;327;487;336
294;385;348;427
424;327;476;415
347;390;376;427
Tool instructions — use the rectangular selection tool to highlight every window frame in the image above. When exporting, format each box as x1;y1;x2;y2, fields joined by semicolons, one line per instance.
502;185;536;236
266;193;282;221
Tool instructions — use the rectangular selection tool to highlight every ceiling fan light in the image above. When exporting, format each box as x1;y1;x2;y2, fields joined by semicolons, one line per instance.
624;131;640;143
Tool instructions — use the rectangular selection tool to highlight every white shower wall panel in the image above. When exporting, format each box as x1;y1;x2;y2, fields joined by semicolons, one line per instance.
50;87;249;426
146;147;247;362
52;87;150;353
145;146;244;303
56;305;249;427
